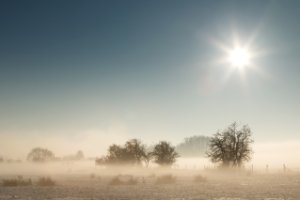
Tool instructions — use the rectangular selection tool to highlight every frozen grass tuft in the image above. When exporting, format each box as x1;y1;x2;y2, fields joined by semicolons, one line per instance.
90;173;96;179
109;176;123;185
36;177;55;186
2;176;32;187
193;174;207;183
109;175;138;186
156;174;176;184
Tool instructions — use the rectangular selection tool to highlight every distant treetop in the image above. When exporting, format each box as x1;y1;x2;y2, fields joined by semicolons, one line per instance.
176;135;211;157
27;147;55;163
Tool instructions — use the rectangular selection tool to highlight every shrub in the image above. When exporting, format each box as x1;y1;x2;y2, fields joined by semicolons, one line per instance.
109;175;138;185
2;176;32;187
36;177;55;186
193;175;207;183
90;173;95;179
109;176;123;185
156;174;176;184
126;177;138;185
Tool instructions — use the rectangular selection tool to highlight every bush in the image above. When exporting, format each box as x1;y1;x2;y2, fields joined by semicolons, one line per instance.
126;177;138;185
109;176;123;185
193;175;207;183
109;175;138;186
36;177;55;186
2;176;32;187
90;173;96;179
156;174;176;184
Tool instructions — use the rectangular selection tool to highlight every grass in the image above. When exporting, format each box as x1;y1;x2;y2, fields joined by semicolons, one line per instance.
2;176;32;187
193;174;207;183
156;174;176;184
36;177;56;186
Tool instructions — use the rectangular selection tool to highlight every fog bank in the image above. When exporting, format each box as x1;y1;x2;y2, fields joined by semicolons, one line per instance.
1;133;300;170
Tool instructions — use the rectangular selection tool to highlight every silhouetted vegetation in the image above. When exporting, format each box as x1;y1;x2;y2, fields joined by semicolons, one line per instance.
90;173;96;179
6;158;22;163
151;141;179;166
36;177;55;186
96;139;179;167
63;150;85;161
176;135;210;157
207;122;253;168
96;139;147;166
75;150;84;160
109;175;138;185
156;174;176;184
109;176;123;185
27;147;55;162
2;176;32;187
126;177;138;185
193;174;207;183
143;152;154;168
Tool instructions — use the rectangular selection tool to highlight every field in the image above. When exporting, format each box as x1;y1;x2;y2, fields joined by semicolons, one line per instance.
0;164;300;200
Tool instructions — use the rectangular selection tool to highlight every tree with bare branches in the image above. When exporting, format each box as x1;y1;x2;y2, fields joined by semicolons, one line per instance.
207;122;253;168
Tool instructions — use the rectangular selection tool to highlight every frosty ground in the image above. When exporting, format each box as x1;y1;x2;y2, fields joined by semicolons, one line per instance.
1;167;300;200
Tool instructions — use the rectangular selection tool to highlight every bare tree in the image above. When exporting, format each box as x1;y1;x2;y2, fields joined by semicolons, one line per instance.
151;141;179;166
27;147;55;162
207;122;253;168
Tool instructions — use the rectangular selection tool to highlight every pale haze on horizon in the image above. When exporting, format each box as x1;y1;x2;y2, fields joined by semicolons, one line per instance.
1;0;300;164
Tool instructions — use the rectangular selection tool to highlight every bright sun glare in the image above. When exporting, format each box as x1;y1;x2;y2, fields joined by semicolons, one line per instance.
228;47;250;68
211;31;266;83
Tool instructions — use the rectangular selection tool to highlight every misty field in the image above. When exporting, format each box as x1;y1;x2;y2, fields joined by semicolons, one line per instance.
1;164;300;200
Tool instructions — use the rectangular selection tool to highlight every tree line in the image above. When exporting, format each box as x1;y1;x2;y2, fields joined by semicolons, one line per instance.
176;135;211;157
95;140;179;167
24;122;253;168
26;148;84;162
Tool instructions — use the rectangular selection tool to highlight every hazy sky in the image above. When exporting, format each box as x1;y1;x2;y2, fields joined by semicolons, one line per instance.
1;0;300;157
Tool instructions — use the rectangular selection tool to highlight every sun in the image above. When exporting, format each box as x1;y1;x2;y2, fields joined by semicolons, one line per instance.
208;30;268;87
228;47;250;68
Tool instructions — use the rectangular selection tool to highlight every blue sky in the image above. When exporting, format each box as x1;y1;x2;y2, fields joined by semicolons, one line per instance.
1;0;300;154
